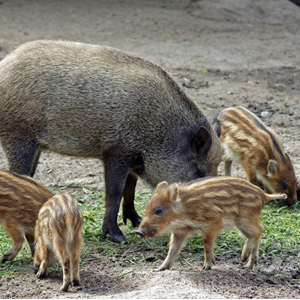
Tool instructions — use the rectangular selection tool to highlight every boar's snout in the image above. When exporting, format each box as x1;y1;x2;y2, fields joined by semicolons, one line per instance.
136;227;145;238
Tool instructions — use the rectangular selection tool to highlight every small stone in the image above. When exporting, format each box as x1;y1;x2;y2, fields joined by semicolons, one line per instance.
261;111;270;118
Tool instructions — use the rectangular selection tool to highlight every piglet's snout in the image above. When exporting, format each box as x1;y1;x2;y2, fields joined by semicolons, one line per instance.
136;227;145;237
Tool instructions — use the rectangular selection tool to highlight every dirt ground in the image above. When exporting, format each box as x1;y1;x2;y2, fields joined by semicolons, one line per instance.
0;0;300;298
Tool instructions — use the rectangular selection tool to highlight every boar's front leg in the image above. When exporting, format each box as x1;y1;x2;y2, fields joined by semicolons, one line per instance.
2;138;41;176
122;173;142;227
102;156;133;243
156;232;189;271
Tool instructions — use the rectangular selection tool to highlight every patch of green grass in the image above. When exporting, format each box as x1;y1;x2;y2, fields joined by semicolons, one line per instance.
184;200;300;260
0;187;299;275
77;187;169;263
77;187;300;265
259;200;300;257
0;227;32;274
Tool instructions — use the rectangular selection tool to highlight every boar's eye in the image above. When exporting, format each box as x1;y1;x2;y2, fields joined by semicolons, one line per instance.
153;207;164;216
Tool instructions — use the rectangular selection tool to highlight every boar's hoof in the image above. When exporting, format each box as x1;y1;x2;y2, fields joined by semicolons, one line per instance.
110;234;127;243
111;233;127;243
122;211;142;227
102;218;128;243
101;227;127;243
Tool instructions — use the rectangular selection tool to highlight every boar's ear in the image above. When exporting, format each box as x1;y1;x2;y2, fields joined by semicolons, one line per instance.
267;159;279;177
190;127;212;158
156;181;168;192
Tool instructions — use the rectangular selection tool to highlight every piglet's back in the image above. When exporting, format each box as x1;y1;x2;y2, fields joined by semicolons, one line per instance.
38;193;83;235
180;176;266;208
0;170;54;224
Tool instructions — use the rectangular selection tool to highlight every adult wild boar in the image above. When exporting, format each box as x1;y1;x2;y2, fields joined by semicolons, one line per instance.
0;40;221;243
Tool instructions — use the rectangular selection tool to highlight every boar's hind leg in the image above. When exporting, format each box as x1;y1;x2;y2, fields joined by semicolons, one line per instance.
122;173;142;227
2;138;41;176
156;232;189;271
102;157;133;243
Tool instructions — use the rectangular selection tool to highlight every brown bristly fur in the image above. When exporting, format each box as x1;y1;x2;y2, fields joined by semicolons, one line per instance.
212;106;297;206
34;193;84;292
137;176;287;271
0;40;221;243
0;169;53;262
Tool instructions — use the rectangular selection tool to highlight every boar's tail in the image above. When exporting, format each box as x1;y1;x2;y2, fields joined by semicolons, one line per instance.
265;193;287;203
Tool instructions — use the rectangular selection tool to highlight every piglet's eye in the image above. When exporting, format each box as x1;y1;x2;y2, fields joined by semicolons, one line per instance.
279;182;288;190
154;207;164;216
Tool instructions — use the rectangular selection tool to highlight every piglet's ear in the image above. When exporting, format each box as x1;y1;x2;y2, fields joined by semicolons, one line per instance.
156;181;168;192
169;183;179;202
267;159;279;177
170;184;182;211
190;127;212;158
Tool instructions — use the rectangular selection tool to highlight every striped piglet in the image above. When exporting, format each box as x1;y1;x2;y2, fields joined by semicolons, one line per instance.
137;177;286;271
212;106;297;206
34;193;84;292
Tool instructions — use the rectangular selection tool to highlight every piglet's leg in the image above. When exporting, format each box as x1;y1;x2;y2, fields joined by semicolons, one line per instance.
223;157;232;176
25;232;35;256
37;260;49;279
36;244;51;279
54;237;72;292
2;225;25;262
156;232;188;271
202;222;222;270
240;221;263;269
60;257;71;292
70;234;83;287
242;161;258;186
